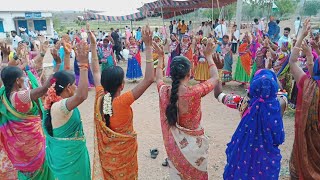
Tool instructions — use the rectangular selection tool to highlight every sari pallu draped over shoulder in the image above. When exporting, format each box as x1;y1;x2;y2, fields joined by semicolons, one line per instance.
93;95;138;180
158;85;209;180
290;75;320;180
0;87;54;179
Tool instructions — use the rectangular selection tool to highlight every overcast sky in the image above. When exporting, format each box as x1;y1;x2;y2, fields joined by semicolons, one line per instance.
0;0;159;16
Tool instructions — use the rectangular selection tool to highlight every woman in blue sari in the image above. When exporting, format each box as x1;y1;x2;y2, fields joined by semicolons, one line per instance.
215;69;287;179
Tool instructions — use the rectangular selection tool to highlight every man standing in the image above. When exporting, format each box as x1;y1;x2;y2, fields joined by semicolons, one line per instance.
11;30;22;51
203;21;212;37
215;19;227;52
172;20;178;34
278;27;292;48
179;20;187;40
19;28;30;46
169;21;173;34
268;16;278;42
231;25;240;54
135;27;143;52
294;17;301;36
111;28;124;62
188;21;193;35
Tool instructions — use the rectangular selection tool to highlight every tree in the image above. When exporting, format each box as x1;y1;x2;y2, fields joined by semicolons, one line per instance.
275;0;296;16
302;1;320;16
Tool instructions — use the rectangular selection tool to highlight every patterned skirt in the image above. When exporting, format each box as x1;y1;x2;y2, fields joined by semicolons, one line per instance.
126;57;143;81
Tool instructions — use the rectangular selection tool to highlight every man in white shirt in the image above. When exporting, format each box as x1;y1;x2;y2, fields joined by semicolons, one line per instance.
214;20;227;39
294;17;301;36
172;20;178;34
259;18;265;32
203;22;211;37
278;27;292;48
11;30;22;51
231;25;240;54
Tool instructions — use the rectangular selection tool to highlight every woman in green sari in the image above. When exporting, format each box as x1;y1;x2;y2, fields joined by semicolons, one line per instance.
44;40;91;179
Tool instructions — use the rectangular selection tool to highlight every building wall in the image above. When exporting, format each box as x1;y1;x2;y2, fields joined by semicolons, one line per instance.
0;12;54;39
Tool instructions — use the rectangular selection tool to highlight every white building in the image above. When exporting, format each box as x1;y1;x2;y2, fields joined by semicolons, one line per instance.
0;11;54;39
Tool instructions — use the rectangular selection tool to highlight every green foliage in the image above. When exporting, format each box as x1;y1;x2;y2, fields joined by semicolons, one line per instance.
275;0;296;16
74;19;86;26
201;3;237;21
302;1;320;16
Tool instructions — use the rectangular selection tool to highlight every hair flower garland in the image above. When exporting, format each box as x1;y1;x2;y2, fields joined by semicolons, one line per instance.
103;93;113;117
44;83;63;110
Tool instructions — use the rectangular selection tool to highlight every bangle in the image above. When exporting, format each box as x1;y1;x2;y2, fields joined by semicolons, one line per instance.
79;67;89;70
146;59;154;63
217;93;226;102
208;63;216;69
79;63;89;69
306;62;314;66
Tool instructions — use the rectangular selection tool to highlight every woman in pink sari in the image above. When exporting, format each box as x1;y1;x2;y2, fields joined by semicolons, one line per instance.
154;38;219;179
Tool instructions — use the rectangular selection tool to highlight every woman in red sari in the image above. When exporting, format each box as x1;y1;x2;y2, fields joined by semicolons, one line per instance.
154;38;219;179
289;18;320;179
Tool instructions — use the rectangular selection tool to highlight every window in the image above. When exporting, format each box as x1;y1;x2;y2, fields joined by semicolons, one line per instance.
33;20;47;31
0;21;4;33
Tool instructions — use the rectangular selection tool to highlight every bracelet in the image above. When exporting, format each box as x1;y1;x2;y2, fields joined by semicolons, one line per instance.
146;59;154;63
208;63;216;69
217;93;226;102
79;67;89;70
306;62;314;66
79;64;89;69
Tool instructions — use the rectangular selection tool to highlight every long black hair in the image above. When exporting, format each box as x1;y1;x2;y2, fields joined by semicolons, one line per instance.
45;70;75;136
166;56;191;126
1;66;24;99
101;66;124;127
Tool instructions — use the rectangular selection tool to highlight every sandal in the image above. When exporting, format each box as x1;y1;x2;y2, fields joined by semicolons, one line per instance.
150;148;159;159
162;158;168;167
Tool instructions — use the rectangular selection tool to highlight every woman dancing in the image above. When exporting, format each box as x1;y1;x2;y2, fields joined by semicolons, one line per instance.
91;25;154;179
220;35;233;84
126;36;143;82
152;35;165;77
44;40;91;179
215;69;287;179
289;18;320;180
0;48;59;179
98;36;116;71
155;38;219;179
166;33;180;77
180;34;194;76
194;37;211;82
234;34;252;84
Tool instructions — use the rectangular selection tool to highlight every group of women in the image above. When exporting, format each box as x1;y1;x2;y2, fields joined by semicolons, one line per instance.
0;18;319;180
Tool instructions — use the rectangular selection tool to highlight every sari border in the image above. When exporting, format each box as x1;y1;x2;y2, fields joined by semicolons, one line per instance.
1;94;38;120
95;96;137;139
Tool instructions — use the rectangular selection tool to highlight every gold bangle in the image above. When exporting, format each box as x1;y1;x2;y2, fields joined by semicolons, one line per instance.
146;59;154;63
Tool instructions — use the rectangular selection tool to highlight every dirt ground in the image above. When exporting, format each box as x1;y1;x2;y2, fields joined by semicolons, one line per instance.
42;48;294;180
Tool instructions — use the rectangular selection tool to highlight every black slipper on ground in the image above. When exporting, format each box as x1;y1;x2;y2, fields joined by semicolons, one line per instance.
150;148;159;159
162;158;168;167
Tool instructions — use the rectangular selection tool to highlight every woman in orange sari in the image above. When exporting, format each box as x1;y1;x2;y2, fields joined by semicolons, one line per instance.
154;38;219;179
234;34;252;83
289;19;320;180
90;25;154;179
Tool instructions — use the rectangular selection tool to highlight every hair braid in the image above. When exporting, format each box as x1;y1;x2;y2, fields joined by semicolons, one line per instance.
166;79;180;126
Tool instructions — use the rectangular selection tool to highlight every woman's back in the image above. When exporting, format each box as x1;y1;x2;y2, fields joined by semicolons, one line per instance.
158;81;214;130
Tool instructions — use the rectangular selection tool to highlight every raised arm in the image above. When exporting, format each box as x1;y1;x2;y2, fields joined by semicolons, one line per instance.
62;35;72;70
204;38;219;86
289;18;310;83
154;42;165;85
88;24;101;87
131;25;154;100
65;41;89;111
29;44;61;101
301;41;314;76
